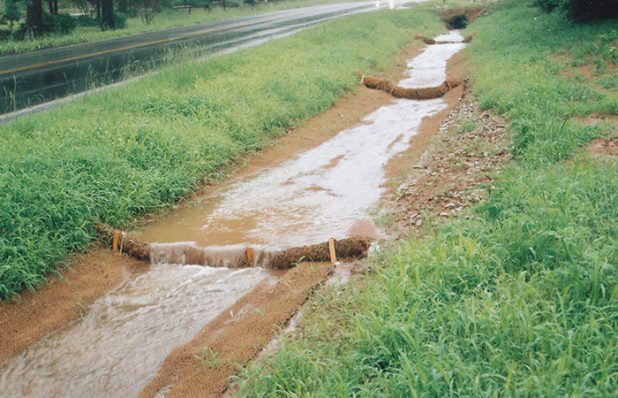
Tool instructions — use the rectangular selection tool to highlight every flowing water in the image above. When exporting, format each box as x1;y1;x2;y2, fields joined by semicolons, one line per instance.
0;266;279;397
0;32;465;397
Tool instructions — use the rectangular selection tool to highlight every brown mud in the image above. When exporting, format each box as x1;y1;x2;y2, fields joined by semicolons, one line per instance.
164;44;426;210
139;262;334;398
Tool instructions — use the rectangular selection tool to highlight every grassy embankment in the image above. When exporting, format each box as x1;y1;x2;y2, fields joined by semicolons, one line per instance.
0;0;357;55
0;9;445;299
240;1;618;396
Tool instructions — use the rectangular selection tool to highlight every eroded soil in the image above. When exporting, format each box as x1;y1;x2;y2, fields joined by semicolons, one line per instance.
587;136;618;159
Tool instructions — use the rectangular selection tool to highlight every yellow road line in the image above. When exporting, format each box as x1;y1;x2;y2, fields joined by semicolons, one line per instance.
0;16;283;76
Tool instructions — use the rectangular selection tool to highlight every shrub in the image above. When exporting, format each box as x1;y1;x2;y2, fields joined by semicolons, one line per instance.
534;0;618;22
133;0;163;25
3;0;21;32
76;15;99;27
53;13;77;35
563;0;618;22
532;0;563;13
113;12;127;29
221;0;240;8
17;12;77;38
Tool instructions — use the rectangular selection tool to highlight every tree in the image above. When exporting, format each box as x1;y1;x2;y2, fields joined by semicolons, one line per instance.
564;0;617;22
47;0;58;15
534;0;618;21
117;0;127;13
100;0;114;30
24;0;44;37
4;0;21;31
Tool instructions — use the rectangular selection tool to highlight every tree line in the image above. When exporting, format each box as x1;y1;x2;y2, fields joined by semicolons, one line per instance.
533;0;617;22
0;0;276;40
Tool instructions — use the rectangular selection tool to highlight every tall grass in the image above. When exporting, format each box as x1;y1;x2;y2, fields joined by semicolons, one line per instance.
239;1;618;396
0;9;444;299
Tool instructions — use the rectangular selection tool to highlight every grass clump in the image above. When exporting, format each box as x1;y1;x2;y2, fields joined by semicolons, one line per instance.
0;9;444;299
239;1;618;396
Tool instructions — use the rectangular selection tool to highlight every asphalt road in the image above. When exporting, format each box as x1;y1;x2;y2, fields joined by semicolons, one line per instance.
0;1;401;116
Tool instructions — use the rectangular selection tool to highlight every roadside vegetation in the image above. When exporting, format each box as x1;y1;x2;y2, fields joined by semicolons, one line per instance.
0;8;444;299
0;0;352;55
239;1;617;395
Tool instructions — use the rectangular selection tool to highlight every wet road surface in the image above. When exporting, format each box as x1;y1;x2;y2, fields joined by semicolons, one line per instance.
0;1;404;115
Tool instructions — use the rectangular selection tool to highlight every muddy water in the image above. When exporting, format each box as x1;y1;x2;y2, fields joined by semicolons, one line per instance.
0;266;278;397
0;32;465;397
136;35;466;253
399;32;465;88
138;97;443;251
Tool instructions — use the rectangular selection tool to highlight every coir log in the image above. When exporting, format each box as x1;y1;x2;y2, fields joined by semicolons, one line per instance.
95;224;370;269
356;72;463;100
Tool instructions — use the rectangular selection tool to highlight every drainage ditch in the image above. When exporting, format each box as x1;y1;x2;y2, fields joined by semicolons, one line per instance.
0;31;467;397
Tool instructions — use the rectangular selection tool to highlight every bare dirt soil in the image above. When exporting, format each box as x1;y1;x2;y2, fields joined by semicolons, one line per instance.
587;136;618;159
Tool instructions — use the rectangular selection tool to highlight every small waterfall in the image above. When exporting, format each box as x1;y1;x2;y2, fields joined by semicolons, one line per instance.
149;242;276;268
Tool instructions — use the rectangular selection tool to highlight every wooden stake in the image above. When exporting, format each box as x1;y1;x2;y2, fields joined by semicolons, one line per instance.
246;247;253;263
328;238;337;264
112;230;121;252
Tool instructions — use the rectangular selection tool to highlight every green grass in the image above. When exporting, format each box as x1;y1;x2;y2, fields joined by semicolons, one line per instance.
0;0;356;55
0;9;444;299
238;1;618;396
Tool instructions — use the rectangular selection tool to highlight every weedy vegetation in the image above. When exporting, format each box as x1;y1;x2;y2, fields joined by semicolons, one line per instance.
194;347;220;370
238;1;617;396
0;9;444;299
